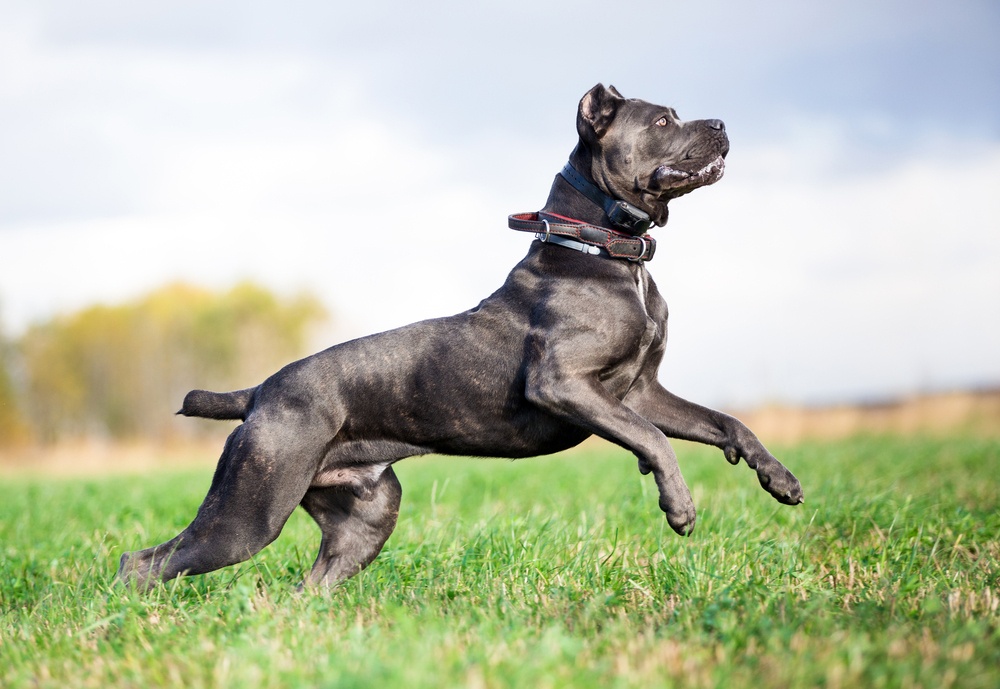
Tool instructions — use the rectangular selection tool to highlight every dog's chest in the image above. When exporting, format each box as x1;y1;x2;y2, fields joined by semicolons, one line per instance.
635;266;648;305
634;267;659;352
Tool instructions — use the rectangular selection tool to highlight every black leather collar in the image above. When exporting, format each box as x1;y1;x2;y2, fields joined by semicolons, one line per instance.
559;163;653;234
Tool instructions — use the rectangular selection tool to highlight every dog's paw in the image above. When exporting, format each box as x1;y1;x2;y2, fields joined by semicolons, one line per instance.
755;458;804;506
115;552;151;591
664;504;697;536
658;494;697;536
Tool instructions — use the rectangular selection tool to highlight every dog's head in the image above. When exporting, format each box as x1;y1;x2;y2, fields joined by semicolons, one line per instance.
575;83;729;227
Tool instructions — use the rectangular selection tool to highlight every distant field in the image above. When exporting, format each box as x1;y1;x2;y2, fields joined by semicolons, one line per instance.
1;435;998;688
733;389;1000;444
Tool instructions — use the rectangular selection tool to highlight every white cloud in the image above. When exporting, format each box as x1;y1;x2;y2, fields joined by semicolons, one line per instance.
1;1;998;408
655;136;1000;405
4;121;997;408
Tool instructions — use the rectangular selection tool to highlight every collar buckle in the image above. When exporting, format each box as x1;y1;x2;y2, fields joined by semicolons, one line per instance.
536;229;603;256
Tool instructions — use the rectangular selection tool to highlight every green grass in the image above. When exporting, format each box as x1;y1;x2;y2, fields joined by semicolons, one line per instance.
1;435;998;688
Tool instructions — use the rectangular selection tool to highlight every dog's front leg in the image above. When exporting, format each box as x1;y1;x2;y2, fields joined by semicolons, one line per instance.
624;381;803;506
525;368;697;535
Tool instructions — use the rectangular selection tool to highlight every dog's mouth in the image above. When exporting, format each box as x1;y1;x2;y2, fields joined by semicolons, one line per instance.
652;155;726;196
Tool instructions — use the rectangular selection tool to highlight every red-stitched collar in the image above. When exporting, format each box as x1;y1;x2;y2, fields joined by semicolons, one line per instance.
507;211;656;263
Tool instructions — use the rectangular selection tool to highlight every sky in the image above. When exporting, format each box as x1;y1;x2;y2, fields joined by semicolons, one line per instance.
1;0;998;408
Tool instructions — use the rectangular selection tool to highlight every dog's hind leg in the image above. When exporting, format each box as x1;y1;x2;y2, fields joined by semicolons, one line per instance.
117;423;316;590
300;466;402;587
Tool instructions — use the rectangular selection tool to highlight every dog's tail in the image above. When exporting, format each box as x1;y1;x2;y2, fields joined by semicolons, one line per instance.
177;387;256;421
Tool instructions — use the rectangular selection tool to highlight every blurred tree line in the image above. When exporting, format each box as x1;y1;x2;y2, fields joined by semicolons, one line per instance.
0;283;327;446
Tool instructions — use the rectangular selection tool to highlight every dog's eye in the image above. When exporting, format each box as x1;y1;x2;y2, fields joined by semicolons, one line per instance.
655;117;668;127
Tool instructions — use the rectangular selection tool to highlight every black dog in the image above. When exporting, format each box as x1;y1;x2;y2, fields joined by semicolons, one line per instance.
117;84;803;590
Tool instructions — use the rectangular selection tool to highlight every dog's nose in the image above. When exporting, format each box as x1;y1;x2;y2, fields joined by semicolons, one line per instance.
705;119;726;131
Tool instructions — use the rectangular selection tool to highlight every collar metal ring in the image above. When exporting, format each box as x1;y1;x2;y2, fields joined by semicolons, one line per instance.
629;236;647;262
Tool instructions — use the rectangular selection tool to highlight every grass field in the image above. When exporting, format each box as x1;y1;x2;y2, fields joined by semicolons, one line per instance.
1;435;998;688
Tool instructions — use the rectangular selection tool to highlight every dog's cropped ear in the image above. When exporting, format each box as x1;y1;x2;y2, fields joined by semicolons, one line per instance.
577;83;625;143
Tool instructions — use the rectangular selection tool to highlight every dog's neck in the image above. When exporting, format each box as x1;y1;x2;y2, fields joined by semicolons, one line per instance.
540;145;665;235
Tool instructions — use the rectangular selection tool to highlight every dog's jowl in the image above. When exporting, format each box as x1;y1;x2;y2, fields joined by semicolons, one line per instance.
117;84;803;590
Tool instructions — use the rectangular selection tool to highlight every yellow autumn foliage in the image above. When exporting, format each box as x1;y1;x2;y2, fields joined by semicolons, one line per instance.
4;282;326;444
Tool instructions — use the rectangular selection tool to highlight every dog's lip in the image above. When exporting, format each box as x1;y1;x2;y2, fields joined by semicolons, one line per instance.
653;155;726;188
